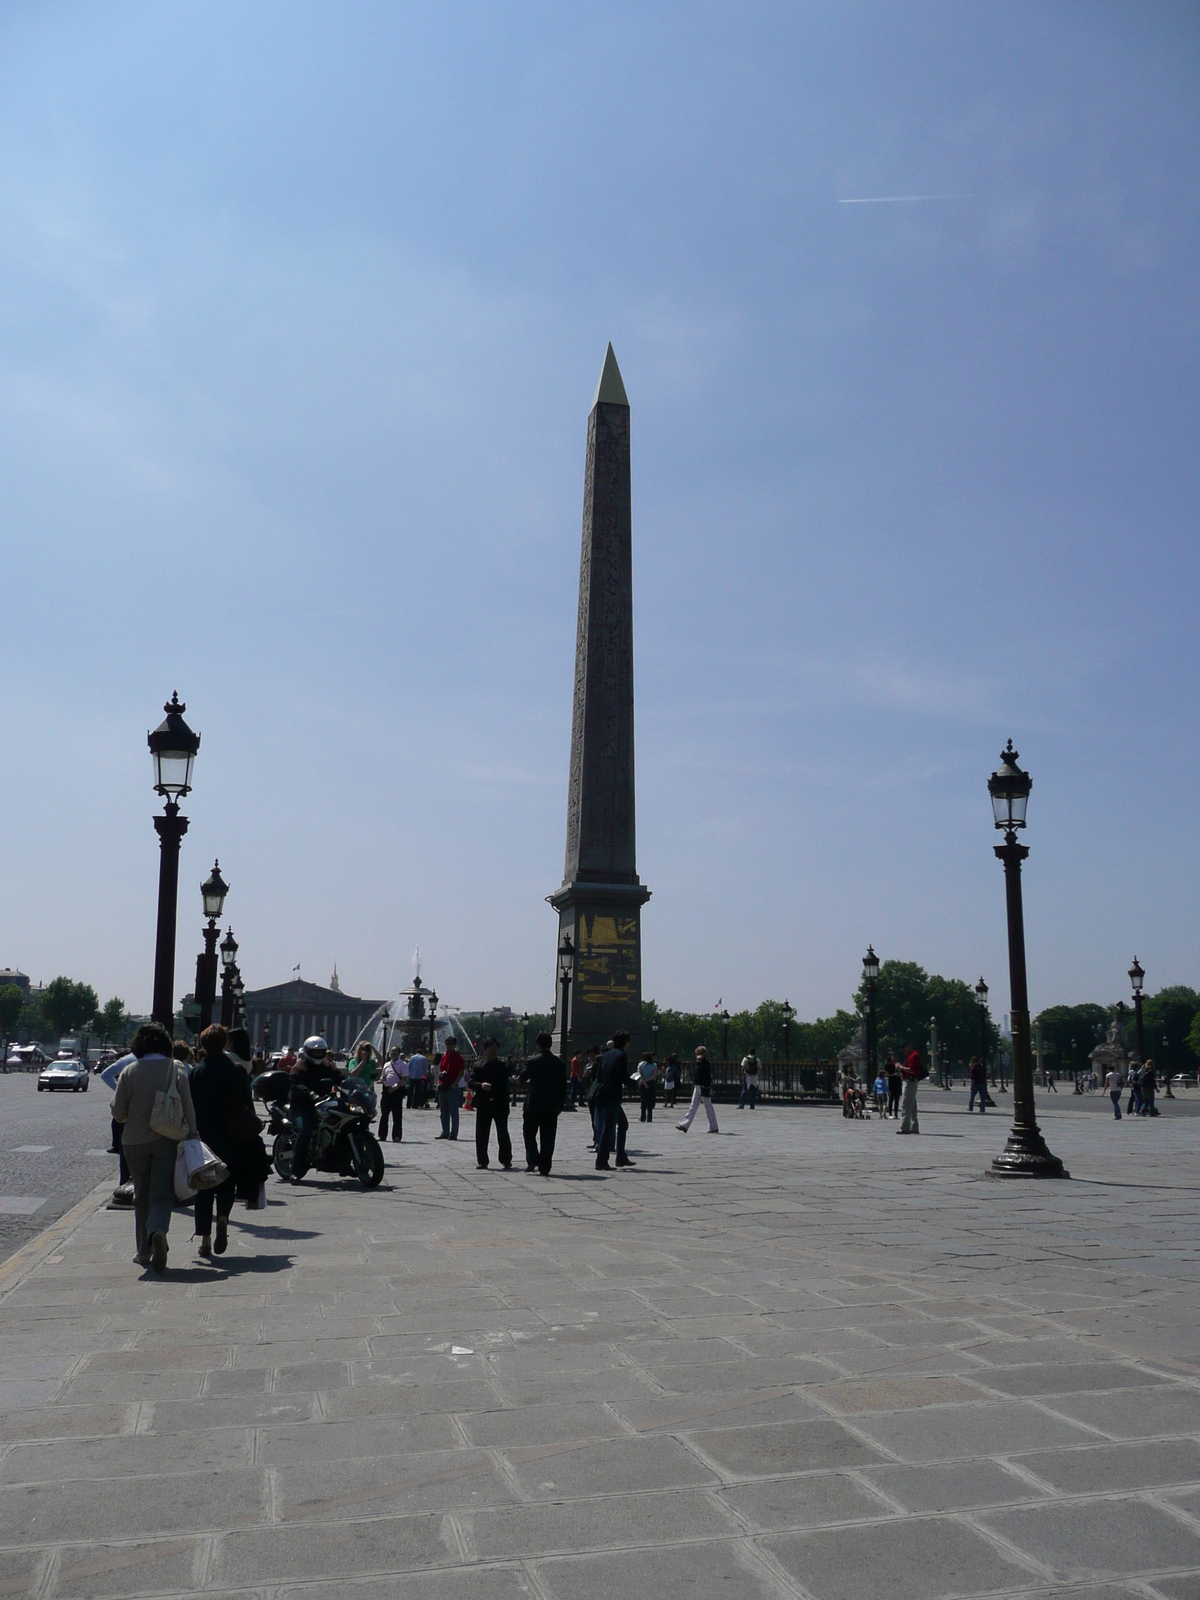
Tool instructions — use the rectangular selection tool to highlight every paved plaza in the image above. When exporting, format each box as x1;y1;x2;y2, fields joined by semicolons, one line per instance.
1;1093;1199;1599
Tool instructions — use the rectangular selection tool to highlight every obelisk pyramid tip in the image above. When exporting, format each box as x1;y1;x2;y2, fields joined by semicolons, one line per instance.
592;342;629;409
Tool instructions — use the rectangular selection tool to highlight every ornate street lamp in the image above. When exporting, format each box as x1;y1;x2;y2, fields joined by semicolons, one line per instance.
861;948;879;1082
219;929;238;1028
195;860;228;1030
719;1007;731;1061
974;976;989;1077
521;1011;530;1061
427;990;439;1056
781;998;797;1063
987;741;1068;1178
651;1016;660;1057
557;935;574;1053
147;693;200;1029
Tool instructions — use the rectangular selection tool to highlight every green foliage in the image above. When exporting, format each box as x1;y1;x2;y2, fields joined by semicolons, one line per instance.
1188;1010;1200;1064
852;961;1000;1066
456;1012;554;1059
641;999;852;1062
39;976;99;1040
0;986;24;1049
97;998;130;1047
1034;1004;1110;1073
1140;986;1200;1072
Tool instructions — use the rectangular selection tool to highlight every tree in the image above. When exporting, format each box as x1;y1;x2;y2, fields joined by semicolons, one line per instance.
1141;986;1200;1074
1035;1004;1109;1077
39;977;99;1042
854;961;930;1058
0;986;23;1064
97;998;130;1048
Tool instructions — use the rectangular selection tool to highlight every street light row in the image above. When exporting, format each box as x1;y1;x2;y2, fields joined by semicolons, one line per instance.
147;695;245;1041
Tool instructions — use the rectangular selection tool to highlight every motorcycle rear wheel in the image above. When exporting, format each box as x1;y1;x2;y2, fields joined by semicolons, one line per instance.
272;1127;297;1181
349;1129;385;1189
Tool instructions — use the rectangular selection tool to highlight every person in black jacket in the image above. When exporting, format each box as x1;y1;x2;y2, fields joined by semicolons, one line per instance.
191;1025;258;1258
518;1034;566;1175
677;1044;719;1133
595;1031;636;1169
471;1038;513;1170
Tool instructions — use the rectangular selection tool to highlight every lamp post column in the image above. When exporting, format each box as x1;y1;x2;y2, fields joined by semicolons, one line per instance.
152;803;188;1029
220;965;234;1029
198;921;220;1029
992;831;1066;1177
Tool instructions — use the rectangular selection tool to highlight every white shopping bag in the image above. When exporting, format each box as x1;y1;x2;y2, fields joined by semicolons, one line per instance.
176;1137;229;1199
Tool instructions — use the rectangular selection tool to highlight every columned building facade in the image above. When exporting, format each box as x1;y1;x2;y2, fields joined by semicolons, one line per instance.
244;977;384;1054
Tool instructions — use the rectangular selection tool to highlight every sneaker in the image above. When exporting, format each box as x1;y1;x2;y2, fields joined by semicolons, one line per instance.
197;1237;213;1260
150;1232;168;1273
214;1218;228;1256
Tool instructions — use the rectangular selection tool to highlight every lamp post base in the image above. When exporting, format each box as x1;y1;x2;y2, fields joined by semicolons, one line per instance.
991;1124;1070;1179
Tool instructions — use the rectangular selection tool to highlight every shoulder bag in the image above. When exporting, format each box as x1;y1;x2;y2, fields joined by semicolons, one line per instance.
149;1059;188;1141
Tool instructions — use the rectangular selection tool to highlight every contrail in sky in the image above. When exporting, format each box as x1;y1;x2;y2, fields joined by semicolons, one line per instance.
837;193;975;204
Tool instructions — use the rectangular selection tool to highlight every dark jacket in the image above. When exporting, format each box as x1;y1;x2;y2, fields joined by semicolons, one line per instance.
519;1051;566;1113
471;1057;510;1107
596;1047;633;1108
693;1055;712;1090
190;1052;255;1167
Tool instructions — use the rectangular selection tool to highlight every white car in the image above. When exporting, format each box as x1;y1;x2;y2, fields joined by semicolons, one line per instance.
38;1058;90;1093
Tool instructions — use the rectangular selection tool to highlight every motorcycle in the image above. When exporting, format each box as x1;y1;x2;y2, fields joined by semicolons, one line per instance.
259;1076;385;1190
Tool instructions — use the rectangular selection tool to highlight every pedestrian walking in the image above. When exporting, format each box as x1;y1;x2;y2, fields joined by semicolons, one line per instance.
568;1049;582;1111
663;1054;678;1109
471;1038;513;1169
378;1047;405;1142
637;1051;658;1122
677;1045;719;1134
436;1039;467;1140
519;1033;566;1175
968;1055;988;1113
1140;1059;1159;1116
885;1053;902;1119
191;1024;268;1260
872;1070;887;1116
738;1051;760;1109
897;1042;921;1134
595;1031;636;1167
1105;1065;1124;1118
1127;1065;1142;1118
582;1045;602;1147
111;1021;198;1273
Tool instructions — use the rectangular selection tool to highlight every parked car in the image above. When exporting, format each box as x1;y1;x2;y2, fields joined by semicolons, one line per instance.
1170;1073;1196;1088
38;1057;90;1093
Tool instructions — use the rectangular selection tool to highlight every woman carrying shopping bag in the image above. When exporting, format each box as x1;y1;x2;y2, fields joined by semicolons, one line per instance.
112;1022;198;1273
191;1024;266;1259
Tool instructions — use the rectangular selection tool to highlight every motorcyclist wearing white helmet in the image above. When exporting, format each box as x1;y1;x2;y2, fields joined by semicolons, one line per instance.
289;1036;341;1180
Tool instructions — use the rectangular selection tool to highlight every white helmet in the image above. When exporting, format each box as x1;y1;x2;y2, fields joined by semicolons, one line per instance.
299;1035;328;1066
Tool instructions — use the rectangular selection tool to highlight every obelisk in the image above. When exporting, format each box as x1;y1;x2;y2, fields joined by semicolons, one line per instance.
549;344;650;1057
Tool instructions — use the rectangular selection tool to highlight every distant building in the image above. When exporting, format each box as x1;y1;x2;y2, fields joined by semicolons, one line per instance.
0;969;30;996
244;977;385;1054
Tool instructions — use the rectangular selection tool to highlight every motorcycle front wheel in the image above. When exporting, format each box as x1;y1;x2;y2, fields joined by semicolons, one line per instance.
272;1127;297;1181
348;1128;384;1190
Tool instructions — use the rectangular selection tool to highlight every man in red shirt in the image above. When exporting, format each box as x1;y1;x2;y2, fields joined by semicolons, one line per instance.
436;1040;467;1141
898;1042;921;1135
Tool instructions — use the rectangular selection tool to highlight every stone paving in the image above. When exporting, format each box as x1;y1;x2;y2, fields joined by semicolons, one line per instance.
1;1093;1199;1598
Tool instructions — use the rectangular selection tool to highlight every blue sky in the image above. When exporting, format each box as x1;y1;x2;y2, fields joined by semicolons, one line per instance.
1;2;1197;1021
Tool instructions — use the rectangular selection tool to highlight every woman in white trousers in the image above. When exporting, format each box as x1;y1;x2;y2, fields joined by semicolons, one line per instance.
677;1046;719;1133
